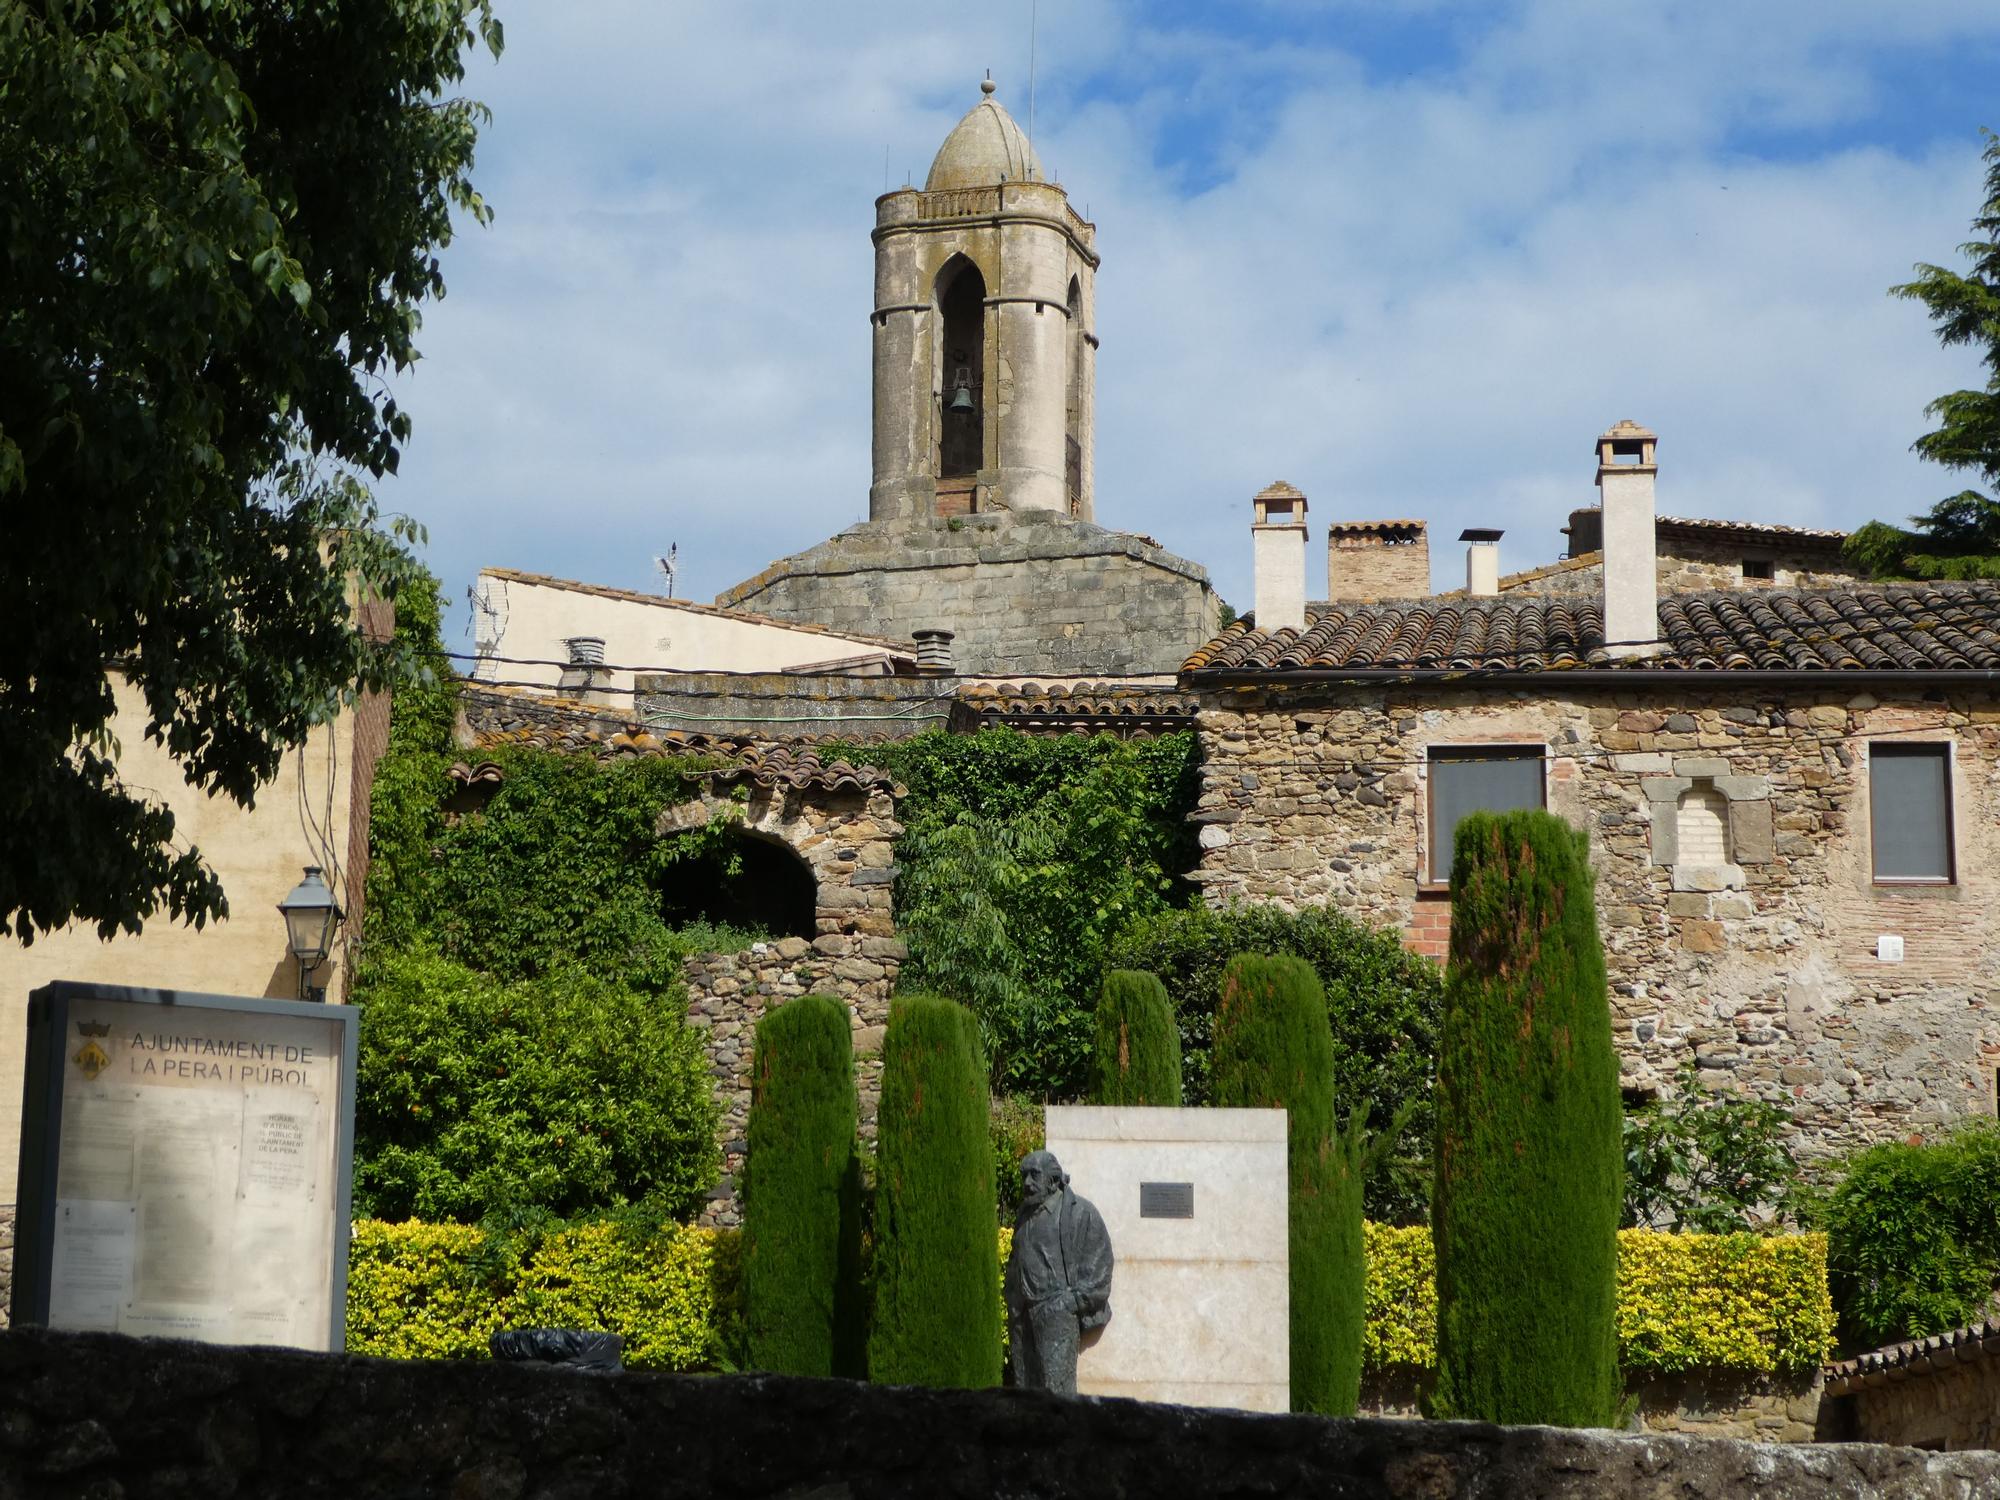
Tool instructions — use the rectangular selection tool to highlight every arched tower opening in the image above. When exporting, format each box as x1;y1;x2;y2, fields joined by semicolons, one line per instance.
936;256;986;493
1065;275;1084;516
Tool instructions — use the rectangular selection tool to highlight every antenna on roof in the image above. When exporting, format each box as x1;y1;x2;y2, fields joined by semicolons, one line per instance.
1027;0;1038;174
654;543;678;599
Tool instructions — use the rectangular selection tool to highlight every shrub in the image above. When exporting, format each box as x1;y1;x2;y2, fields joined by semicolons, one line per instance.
1107;902;1442;1222
1815;1119;2000;1348
1090;970;1182;1106
1429;810;1623;1427
1211;953;1353;1415
869;996;1002;1388
1623;1064;1802;1232
352;950;719;1222
1361;1224;1833;1375
990;1094;1046;1223
743;995;863;1377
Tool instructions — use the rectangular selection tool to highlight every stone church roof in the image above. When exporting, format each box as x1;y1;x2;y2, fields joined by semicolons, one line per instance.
925;79;1043;190
1183;579;2000;678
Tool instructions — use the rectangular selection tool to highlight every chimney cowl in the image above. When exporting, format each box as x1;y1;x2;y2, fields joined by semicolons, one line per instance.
1596;421;1663;659
912;628;956;675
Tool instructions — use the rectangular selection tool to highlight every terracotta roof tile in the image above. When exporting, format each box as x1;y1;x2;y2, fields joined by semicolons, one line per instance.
1184;580;2000;677
957;681;1199;732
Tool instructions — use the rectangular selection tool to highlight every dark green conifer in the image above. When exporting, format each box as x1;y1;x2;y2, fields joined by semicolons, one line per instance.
1429;809;1623;1426
868;995;1001;1388
1211;953;1358;1415
1090;969;1183;1106
742;994;863;1377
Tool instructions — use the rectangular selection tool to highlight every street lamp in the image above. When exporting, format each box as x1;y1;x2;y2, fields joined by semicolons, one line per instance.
277;866;343;1002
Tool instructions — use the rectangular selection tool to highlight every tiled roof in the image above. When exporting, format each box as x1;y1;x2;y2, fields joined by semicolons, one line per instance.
479;567;918;657
1564;509;1849;547
1327;518;1426;536
957;681;1200;734
1183;580;2000;677
1823;1320;2000;1396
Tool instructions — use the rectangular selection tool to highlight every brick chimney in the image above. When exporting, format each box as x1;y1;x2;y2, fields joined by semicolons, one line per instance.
1252;481;1309;632
1327;520;1430;600
1596;420;1661;659
1461;529;1503;596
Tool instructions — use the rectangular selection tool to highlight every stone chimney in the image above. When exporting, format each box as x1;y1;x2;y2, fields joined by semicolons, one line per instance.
1327;520;1430;600
1251;481;1309;632
1461;529;1503;596
1595;420;1661;659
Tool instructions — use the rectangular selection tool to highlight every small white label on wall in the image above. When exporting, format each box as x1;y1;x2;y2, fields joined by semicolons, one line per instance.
1877;934;1905;963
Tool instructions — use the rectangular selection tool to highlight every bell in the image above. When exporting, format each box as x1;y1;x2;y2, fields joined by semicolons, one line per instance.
947;382;975;414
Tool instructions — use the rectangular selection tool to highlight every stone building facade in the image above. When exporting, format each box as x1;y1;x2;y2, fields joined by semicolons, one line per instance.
1182;580;2000;1161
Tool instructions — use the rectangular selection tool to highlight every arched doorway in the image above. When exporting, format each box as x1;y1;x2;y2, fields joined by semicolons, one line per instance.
660;828;817;942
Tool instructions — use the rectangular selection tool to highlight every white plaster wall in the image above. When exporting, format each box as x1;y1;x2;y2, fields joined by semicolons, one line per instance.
1045;1105;1290;1413
473;573;901;694
0;673;358;1205
1253;525;1308;633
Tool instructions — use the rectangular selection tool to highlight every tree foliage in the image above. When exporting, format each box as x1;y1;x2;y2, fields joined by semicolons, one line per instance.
352;950;718;1224
0;1;502;941
1623;1065;1802;1233
1846;131;2000;580
869;995;1001;1389
743;995;863;1378
1107;902;1443;1223
1428;811;1623;1427
1211;954;1353;1415
1090;969;1182;1107
1814;1120;2000;1349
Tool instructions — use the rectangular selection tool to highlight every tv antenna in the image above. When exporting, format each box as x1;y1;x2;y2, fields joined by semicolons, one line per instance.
654;543;679;599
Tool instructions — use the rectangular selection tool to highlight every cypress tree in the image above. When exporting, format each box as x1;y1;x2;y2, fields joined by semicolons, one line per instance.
1212;953;1357;1415
742;994;863;1377
869;994;1001;1388
1429;809;1623;1427
1090;969;1183;1106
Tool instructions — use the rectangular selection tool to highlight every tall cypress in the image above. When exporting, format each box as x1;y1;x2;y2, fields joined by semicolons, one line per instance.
868;995;1001;1388
742;994;863;1377
1211;953;1358;1415
1090;969;1183;1106
1429;809;1623;1426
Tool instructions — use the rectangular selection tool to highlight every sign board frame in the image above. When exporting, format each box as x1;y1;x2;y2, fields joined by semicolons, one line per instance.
13;981;358;1350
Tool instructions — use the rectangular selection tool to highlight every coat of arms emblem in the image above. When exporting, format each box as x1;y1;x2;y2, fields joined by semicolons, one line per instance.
72;1019;111;1082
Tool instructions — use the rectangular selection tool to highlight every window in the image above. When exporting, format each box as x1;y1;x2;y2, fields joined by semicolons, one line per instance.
1741;558;1774;581
1870;743;1953;883
1427;746;1545;880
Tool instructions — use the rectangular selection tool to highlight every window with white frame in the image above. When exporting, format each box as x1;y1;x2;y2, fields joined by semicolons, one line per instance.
1427;745;1546;880
1870;742;1953;884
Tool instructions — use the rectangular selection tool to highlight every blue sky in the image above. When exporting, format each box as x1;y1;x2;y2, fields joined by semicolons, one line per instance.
379;2;2000;646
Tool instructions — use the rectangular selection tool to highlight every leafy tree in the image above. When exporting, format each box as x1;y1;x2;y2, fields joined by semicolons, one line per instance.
1428;811;1623;1427
1815;1120;2000;1349
352;950;718;1224
1090;969;1182;1106
743;995;863;1378
1211;954;1352;1415
1107;902;1443;1223
1846;131;2000;580
1622;1065;1801;1233
869;995;1001;1389
0;1;501;942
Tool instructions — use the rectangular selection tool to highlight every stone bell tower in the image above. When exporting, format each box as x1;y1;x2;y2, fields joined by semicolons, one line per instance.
869;77;1098;524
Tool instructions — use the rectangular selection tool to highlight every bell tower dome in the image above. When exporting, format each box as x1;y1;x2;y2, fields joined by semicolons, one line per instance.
869;77;1098;525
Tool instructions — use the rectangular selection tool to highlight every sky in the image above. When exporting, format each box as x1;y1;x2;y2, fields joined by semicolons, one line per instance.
379;1;2000;646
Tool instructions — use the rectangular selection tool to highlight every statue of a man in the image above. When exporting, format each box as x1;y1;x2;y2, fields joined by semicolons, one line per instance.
1005;1150;1113;1395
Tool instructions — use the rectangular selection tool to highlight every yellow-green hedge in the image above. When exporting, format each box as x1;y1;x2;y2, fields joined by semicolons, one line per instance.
1363;1224;1834;1375
349;1220;1832;1376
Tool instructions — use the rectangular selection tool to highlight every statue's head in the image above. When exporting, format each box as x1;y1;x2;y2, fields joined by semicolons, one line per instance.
1019;1150;1067;1209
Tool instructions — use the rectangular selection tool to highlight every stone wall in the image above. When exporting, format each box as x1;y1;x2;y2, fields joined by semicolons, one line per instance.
1831;1356;2000;1451
716;512;1220;677
636;671;958;741
1359;1367;1823;1443
6;1328;1996;1498
684;937;900;1228
1191;685;2000;1160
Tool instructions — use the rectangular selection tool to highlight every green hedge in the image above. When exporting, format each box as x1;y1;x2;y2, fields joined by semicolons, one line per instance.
347;1221;1834;1377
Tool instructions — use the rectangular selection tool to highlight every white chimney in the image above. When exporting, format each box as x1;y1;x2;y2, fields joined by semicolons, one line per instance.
1461;528;1503;596
1251;481;1309;633
1595;420;1661;659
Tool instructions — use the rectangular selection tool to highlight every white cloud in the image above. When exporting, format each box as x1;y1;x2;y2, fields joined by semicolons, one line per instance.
380;1;2000;635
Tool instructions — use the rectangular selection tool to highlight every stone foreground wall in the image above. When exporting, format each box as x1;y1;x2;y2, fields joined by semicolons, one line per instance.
1192;686;2000;1161
2;1329;1993;1499
716;512;1220;677
1360;1367;1823;1444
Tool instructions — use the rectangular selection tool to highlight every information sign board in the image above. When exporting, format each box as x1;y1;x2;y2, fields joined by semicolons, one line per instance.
14;982;356;1351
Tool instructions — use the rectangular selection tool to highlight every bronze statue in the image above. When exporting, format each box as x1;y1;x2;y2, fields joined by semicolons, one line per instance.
1005;1150;1113;1394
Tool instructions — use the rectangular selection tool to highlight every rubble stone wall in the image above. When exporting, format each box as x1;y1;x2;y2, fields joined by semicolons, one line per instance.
1835;1359;2000;1450
1191;685;2000;1160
